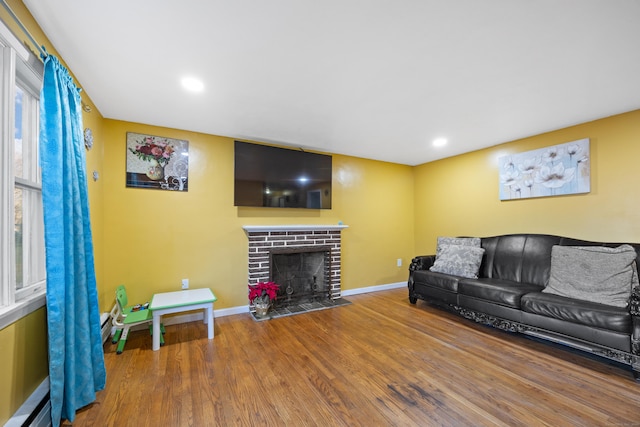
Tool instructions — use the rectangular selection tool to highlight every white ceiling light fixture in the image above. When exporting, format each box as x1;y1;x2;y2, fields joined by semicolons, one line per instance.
181;76;204;93
433;138;448;147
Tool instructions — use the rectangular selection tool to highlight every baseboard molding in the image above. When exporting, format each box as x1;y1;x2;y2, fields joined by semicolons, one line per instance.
211;305;250;317
341;281;406;296
123;282;406;330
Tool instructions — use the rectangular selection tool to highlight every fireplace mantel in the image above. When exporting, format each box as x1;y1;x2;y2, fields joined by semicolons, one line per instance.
242;224;349;233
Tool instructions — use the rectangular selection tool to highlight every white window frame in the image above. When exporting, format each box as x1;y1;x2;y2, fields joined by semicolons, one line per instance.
0;18;45;329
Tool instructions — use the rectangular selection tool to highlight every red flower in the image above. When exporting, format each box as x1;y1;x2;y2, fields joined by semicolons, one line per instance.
248;281;280;304
129;136;175;166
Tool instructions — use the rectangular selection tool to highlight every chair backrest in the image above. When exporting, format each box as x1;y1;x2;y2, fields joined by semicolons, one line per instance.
115;284;128;309
111;285;129;327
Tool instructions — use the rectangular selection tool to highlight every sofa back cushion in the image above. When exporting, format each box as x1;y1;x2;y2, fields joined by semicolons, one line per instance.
473;233;640;289
480;234;562;286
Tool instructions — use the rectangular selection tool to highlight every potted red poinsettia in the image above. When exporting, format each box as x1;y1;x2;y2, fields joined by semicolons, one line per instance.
248;281;279;317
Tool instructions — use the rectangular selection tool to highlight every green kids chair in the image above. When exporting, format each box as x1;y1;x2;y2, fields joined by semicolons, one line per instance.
110;285;164;354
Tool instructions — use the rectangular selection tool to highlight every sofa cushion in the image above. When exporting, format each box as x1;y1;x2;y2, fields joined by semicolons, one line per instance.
430;244;485;279
543;244;637;308
479;234;561;286
521;292;631;333
458;278;544;309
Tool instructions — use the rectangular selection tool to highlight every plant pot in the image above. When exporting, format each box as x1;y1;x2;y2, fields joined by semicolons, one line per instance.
254;302;270;317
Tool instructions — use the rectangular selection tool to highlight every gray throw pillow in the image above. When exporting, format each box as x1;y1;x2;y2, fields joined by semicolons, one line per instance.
430;244;485;279
543;244;638;307
436;236;481;259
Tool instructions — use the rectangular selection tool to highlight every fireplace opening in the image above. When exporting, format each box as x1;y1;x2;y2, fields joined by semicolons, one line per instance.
269;245;332;309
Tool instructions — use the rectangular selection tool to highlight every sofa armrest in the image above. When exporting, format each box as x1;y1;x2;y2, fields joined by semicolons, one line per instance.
408;255;435;303
631;285;640;356
409;255;436;272
407;255;436;304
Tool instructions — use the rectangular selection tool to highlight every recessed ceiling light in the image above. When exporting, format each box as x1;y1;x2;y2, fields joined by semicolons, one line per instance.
181;76;204;92
433;138;448;147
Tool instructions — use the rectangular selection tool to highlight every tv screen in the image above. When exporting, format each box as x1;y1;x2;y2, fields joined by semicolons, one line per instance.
234;141;332;209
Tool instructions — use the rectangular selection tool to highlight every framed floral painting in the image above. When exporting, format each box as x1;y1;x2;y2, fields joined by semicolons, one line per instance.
126;132;189;191
499;138;590;200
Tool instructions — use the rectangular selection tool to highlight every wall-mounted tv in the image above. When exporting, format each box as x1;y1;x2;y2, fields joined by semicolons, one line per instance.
234;141;332;209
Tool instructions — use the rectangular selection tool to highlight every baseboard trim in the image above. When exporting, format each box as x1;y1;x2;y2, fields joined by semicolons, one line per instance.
341;281;406;296
124;282;406;330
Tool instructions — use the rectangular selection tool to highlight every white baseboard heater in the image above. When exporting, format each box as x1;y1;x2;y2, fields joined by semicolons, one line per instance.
100;311;111;344
5;377;50;427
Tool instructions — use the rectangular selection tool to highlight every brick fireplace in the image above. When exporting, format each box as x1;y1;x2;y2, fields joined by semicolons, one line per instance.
242;225;348;313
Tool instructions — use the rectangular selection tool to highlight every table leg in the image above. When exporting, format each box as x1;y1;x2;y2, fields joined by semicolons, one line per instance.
206;304;214;339
152;312;161;351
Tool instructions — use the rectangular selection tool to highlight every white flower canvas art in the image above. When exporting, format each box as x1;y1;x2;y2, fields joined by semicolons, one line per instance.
499;138;590;200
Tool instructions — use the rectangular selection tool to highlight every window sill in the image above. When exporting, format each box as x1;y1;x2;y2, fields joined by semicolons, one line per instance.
0;290;46;330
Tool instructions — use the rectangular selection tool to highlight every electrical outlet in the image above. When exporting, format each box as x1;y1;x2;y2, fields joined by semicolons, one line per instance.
181;278;189;289
397;258;402;267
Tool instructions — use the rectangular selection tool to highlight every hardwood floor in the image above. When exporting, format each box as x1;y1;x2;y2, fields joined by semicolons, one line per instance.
67;288;640;426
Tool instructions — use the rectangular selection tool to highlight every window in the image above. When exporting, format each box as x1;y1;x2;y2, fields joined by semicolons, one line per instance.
14;79;45;300
0;19;45;324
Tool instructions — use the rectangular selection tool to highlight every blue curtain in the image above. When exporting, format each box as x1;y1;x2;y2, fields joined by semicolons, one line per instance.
39;53;106;425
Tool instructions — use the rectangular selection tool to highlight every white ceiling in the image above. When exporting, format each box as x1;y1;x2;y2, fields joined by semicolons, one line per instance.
23;0;640;166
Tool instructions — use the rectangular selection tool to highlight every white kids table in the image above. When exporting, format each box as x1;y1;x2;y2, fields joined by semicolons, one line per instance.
149;288;217;351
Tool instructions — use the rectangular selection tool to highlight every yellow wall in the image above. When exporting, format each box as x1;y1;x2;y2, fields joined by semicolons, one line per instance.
84;101;106;304
414;109;640;255
0;308;48;423
101;120;415;310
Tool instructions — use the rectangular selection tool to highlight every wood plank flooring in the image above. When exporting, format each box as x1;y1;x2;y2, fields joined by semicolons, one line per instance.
66;288;640;426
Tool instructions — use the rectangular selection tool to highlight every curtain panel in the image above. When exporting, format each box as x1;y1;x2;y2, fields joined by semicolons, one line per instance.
39;53;106;425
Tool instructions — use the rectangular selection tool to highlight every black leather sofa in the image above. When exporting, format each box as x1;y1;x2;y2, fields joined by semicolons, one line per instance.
408;233;640;381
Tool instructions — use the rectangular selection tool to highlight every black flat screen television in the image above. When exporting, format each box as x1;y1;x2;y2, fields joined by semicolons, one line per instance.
234;141;332;209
